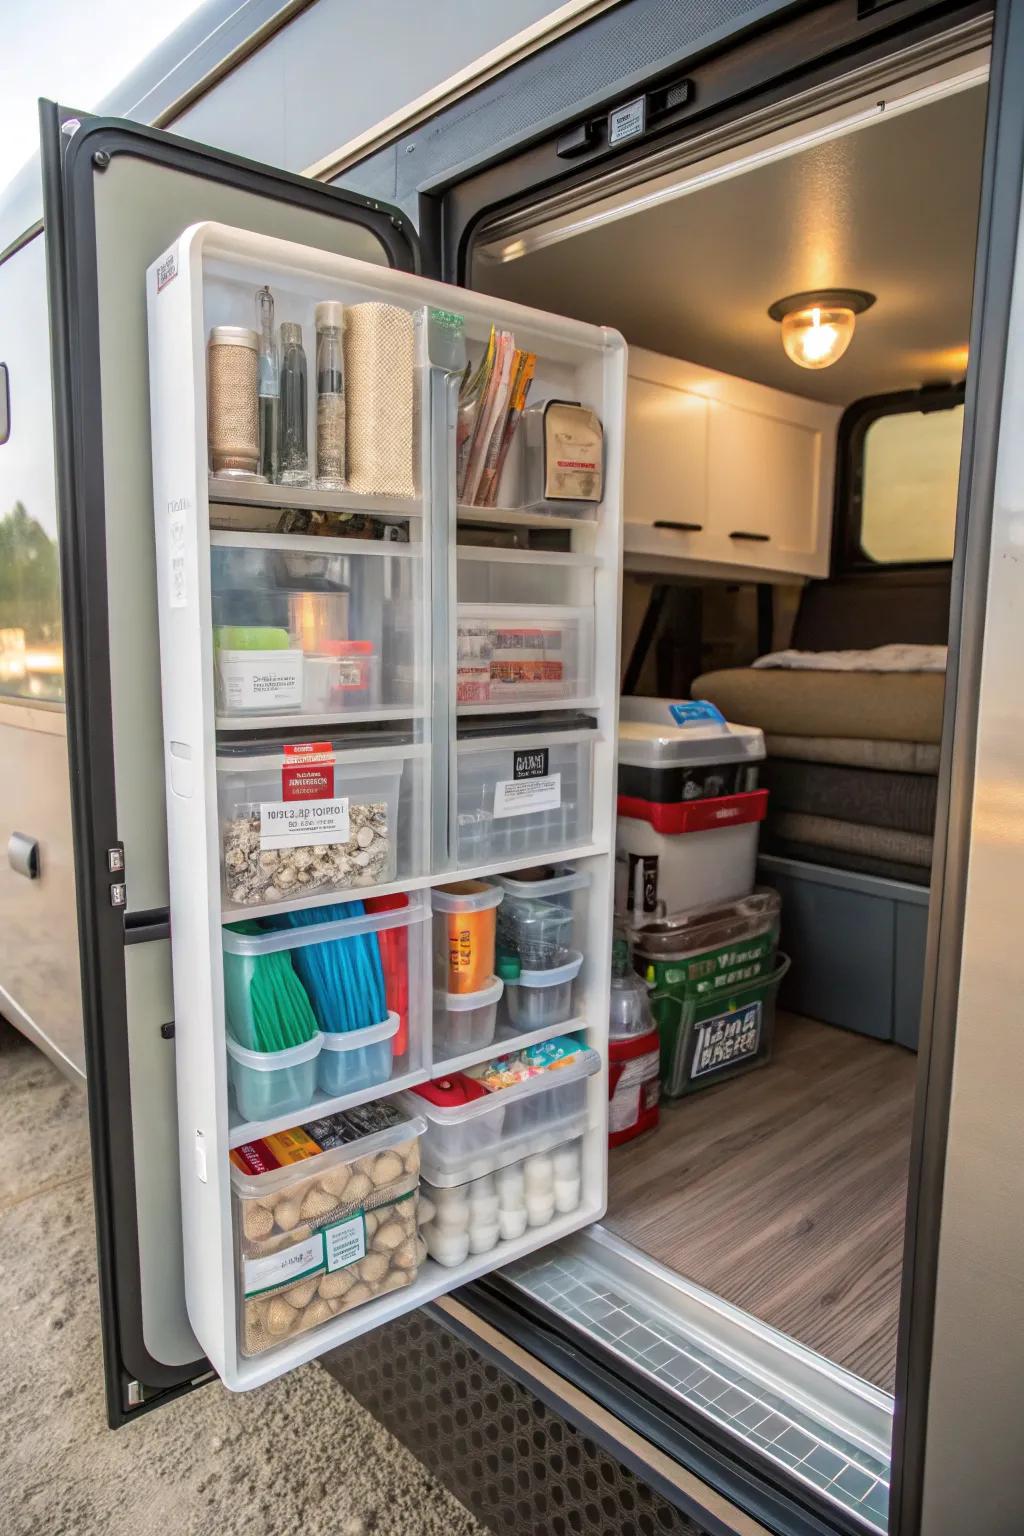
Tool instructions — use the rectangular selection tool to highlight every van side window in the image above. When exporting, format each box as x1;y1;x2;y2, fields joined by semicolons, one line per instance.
0;233;63;704
838;387;964;570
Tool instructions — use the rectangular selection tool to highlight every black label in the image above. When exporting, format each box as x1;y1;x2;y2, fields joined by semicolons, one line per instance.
514;748;549;780
627;852;659;914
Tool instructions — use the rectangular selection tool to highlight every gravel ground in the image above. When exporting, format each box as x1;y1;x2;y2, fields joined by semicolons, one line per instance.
0;1021;486;1536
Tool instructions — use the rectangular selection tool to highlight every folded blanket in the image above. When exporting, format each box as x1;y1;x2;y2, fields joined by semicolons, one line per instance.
753;644;947;673
765;734;940;774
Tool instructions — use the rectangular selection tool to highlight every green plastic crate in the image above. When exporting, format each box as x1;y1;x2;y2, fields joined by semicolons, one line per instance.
647;953;790;1097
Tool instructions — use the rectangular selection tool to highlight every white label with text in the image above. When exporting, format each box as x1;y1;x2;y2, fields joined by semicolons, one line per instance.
323;1212;367;1272
493;771;562;818
259;796;350;849
219;650;303;712
243;1235;322;1298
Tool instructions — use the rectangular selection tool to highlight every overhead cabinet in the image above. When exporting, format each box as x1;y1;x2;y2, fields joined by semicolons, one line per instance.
623;347;841;579
146;221;624;1389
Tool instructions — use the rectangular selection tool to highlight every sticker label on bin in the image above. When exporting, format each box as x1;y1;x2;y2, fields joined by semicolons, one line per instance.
493;771;561;818
243;1235;322;1298
690;1000;762;1080
259;796;350;849
323;1212;367;1271
668;699;727;728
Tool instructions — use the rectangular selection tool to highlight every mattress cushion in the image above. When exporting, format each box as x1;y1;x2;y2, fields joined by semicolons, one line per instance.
760;760;938;836
764;734;940;774
767;811;933;868
693;668;945;744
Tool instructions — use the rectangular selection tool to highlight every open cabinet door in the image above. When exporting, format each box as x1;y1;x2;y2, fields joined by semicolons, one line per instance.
41;103;423;1423
43;103;622;1418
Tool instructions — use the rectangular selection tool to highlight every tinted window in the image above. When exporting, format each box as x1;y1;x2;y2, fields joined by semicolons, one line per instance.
860;404;963;563
0;233;62;703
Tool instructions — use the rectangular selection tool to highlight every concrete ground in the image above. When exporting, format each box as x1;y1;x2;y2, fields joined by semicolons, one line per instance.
0;1020;487;1536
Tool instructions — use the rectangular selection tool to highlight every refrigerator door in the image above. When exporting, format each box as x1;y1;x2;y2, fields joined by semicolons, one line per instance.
41;103;422;1423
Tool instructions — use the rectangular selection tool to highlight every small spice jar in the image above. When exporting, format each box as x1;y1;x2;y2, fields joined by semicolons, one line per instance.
207;326;260;479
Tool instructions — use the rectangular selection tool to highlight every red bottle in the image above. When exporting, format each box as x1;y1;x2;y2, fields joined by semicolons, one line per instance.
608;968;660;1147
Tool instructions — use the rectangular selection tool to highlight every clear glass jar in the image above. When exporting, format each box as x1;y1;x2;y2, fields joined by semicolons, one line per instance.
315;300;346;489
277;320;308;485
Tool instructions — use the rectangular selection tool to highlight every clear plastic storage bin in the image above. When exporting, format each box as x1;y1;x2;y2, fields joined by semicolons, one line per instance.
226;1035;321;1122
456;605;594;708
217;738;416;908
420;1138;583;1265
222;896;430;1106
232;1104;425;1356
318;1012;400;1096
502;949;583;1030
520;399;604;517
399;1044;599;1184
454;722;597;866
433;976;504;1061
210;538;421;721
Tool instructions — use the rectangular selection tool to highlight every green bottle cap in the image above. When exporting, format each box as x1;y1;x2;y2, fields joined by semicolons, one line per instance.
496;952;521;982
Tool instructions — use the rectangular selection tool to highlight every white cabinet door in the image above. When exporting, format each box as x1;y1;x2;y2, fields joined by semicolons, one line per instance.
623;348;840;580
623;374;708;536
706;396;833;575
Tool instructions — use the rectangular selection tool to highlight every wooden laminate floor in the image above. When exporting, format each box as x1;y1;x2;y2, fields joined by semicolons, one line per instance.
605;1012;917;1392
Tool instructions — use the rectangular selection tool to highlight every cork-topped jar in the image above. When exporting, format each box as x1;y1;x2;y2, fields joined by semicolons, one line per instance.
208;325;260;479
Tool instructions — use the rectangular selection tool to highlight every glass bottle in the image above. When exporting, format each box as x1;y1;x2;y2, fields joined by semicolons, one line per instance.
314;300;346;489
255;286;278;482
277;320;309;485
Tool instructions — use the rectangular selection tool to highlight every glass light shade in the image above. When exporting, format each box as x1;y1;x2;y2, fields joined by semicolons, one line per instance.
780;304;856;369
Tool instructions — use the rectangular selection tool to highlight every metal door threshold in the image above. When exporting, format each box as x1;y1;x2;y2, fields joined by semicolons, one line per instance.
506;1226;893;1531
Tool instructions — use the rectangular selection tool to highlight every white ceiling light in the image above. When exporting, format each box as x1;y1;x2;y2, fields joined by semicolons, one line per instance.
768;289;876;370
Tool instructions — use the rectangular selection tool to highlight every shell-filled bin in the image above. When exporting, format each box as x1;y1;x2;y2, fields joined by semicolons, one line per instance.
398;1038;600;1185
231;1102;426;1356
216;735;423;909
420;1137;584;1266
454;719;597;867
222;894;431;1117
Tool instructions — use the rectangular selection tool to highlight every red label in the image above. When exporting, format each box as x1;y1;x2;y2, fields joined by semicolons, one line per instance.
281;741;335;801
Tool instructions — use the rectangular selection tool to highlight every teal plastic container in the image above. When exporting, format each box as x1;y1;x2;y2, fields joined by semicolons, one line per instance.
226;1035;321;1122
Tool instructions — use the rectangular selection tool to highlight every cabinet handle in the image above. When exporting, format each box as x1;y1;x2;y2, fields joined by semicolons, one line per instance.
729;530;770;542
653;520;703;533
8;831;40;879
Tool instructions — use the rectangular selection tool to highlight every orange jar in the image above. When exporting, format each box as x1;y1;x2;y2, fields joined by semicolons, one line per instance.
431;881;503;994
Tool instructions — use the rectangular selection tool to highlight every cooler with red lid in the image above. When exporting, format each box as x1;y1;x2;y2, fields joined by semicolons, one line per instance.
616;698;766;918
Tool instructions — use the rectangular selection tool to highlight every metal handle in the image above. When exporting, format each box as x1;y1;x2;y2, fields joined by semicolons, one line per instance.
653;520;703;533
8;831;40;879
729;530;770;542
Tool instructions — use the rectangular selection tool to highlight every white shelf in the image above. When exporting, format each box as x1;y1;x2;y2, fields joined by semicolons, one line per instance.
457;544;602;568
216;706;427;732
458;696;599;718
233;1192;606;1390
219;844;610;924
209;477;420;522
209;527;421;557
431;1015;590;1078
457;503;599;531
227;1064;430;1149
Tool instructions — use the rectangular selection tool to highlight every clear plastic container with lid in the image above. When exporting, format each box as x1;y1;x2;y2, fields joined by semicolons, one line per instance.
433;975;504;1060
500;948;583;1030
208;325;260;479
216;735;423;909
419;1138;583;1266
455;719;597;866
232;1102;425;1355
398;1042;599;1184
